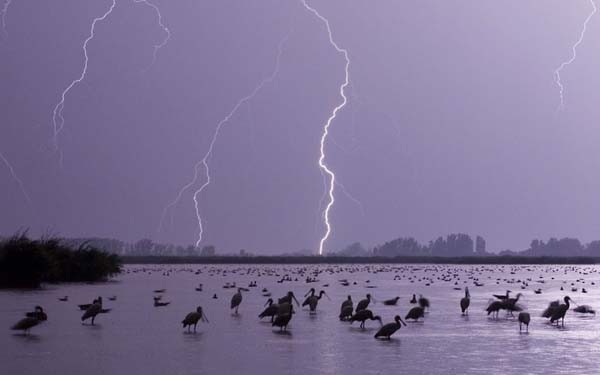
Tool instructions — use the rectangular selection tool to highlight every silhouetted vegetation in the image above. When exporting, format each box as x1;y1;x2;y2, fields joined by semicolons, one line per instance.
0;233;121;288
121;255;600;265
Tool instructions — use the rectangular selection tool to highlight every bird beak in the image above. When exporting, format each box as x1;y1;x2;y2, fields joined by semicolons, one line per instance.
204;314;209;323
304;290;311;297
401;318;407;327
293;295;300;306
324;292;331;301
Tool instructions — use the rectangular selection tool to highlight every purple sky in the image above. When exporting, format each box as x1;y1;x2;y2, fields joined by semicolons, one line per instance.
1;0;600;254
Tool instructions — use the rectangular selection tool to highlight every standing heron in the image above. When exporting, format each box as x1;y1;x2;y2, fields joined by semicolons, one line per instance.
460;287;470;315
12;306;47;334
350;309;382;329
356;294;373;312
182;306;208;332
518;312;530;332
374;315;406;339
259;299;279;322
231;288;243;315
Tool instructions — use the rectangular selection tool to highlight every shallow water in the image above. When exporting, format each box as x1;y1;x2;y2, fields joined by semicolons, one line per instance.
2;264;600;375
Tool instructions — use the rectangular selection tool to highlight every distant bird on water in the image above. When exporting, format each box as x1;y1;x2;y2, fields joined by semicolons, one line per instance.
383;297;400;306
374;315;406;340
409;294;417;304
12;306;47;334
460;287;470;315
182;306;208;332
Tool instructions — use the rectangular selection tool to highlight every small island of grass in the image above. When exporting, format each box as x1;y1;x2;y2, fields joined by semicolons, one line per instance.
0;233;121;288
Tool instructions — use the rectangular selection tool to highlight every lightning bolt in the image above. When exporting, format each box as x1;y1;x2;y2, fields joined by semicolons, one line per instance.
133;0;170;70
554;0;597;112
0;151;33;206
159;35;289;246
0;0;12;40
300;0;350;255
51;0;116;159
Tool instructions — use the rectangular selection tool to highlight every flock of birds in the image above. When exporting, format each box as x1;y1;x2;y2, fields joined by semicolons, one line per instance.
10;264;599;340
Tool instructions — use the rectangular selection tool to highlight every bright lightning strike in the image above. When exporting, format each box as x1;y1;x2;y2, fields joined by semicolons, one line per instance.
0;0;12;40
0;151;33;206
51;0;116;157
300;0;350;255
554;0;597;112
159;36;289;246
133;0;170;70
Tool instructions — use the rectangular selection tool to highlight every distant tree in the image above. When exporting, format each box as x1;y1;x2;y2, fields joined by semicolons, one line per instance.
200;245;216;256
336;242;369;257
475;236;486;255
375;237;426;257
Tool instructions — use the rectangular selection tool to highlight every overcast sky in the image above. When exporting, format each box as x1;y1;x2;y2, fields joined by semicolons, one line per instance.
1;0;600;254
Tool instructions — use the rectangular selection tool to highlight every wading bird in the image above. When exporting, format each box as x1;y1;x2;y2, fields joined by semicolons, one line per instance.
259;299;279;322
405;306;425;321
305;290;327;313
12;306;47;334
356;294;373;312
374;315;406;339
231;288;243;315
383;297;400;306
81;297;109;325
518;312;530;332
350;309;382;329
460;287;470;315
182;306;208;332
273;302;294;331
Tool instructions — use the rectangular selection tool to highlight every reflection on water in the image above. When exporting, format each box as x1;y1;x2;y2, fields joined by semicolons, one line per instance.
2;264;600;375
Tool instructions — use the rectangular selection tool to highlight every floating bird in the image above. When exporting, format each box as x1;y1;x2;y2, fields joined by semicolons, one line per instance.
182;306;208;332
518;312;530;332
383;297;400;306
460;287;470;315
154;299;170;307
108;296;117;301
374;315;406;339
259;299;279;322
12;306;47;334
58;296;68;302
356;294;373;312
409;294;417;304
573;305;595;314
231;288;243;314
350;309;382;329
405;306;425;321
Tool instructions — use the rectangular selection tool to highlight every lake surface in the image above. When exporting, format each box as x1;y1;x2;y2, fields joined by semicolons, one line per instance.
2;264;600;375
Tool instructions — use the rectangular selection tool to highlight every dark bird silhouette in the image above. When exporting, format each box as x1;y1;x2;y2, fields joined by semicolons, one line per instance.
574;305;595;314
278;291;300;307
374;315;406;339
259;299;279;322
383;297;400;306
350;309;382;329
12;306;47;334
305;290;327;313
460;287;470;315
182;306;208;332
409;294;417;304
493;290;510;301
154;299;170;307
81;297;109;325
486;300;504;319
58;296;68;302
518;312;530;332
339;305;354;321
418;295;430;311
272;302;294;331
302;288;316;307
549;296;572;327
356;294;373;312
505;293;523;316
231;288;243;314
405;306;425;321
